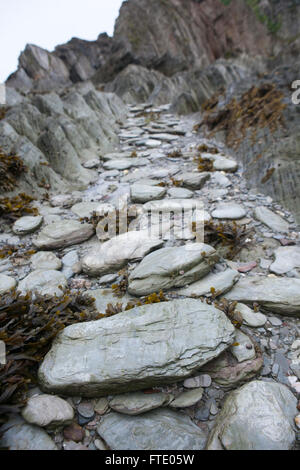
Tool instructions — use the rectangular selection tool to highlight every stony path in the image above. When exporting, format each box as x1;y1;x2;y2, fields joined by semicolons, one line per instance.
0;103;299;450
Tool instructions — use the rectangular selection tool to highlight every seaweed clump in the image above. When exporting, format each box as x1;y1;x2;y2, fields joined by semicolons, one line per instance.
0;193;38;223
100;291;167;318
0;148;27;193
191;220;252;260
201;83;286;149
0;289;99;422
167;149;183;158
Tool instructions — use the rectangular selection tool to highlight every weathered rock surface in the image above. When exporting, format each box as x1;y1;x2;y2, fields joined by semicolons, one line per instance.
109;392;172;415
169;389;204;409
38;299;235;396
254;206;289;233
30;251;62;270
128;243;218;296
175;172;210;190
18;270;67;298
97;409;207;450
230;330;256;363
0;274;17;295
33;220;94;250
207;381;297;450
178;268;239;297
0;422;57;450
82;230;163;276
130;184;166;203
22;394;74;428
12;216;43;235
225;276;300;316
235;303;266;328
212;203;246;220
270;246;300;275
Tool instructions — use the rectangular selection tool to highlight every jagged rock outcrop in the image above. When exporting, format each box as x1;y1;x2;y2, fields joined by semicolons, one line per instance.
0;83;127;196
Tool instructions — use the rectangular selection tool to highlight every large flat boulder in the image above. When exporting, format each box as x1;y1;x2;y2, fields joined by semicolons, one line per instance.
207;381;297;450
128;243;218;296
38;299;235;397
225;276;300;316
97;409;207;450
33;220;94;249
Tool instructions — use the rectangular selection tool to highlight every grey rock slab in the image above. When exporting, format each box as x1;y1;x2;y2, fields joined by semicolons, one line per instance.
71;202;114;219
175;172;211;190
82;230;164;276
128;243;219;296
0;422;57;450
225;276;300;316
143;198;201;213
212;203;246;220
130;184;166;203
270;246;300;275
207;381;297;450
38;299;235;397
103;158;147;170
178;268;240;297
12;215;43;235
167;187;193;199
0;274;17;295
235;303;267;328
97;409;207;450
230;330;256;363
109;392;172;415
31;251;62;270
254;206;289;233
212;172;231;188
33;220;94;249
18;270;67;298
169;389;204;408
50;194;82;208
212;156;237;172
22;394;74;428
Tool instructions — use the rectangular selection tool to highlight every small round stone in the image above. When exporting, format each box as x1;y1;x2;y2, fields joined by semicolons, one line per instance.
13;216;43;235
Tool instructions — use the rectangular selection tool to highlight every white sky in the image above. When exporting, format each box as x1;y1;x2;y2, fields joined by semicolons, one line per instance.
0;0;124;82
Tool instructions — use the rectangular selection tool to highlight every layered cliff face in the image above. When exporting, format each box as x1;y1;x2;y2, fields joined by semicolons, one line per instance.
2;0;300;221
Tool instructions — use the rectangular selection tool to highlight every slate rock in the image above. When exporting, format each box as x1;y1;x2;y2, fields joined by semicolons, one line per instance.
82;230;163;276
178;268;239;297
31;251;62;270
254;206;289;233
97;409;207;450
22;394;74;428
270;246;300;275
130;184;166;203
0;422;57;450
13;215;43;235
33;220;94;249
38;299;235;396
17;269;68;298
109;391;172;415
225;276;300;316
0;274;17;295
169;389;204;408
207;381;297;450
128;243;218;296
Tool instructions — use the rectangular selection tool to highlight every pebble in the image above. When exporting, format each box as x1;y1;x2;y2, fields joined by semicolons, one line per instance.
184;374;212;389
